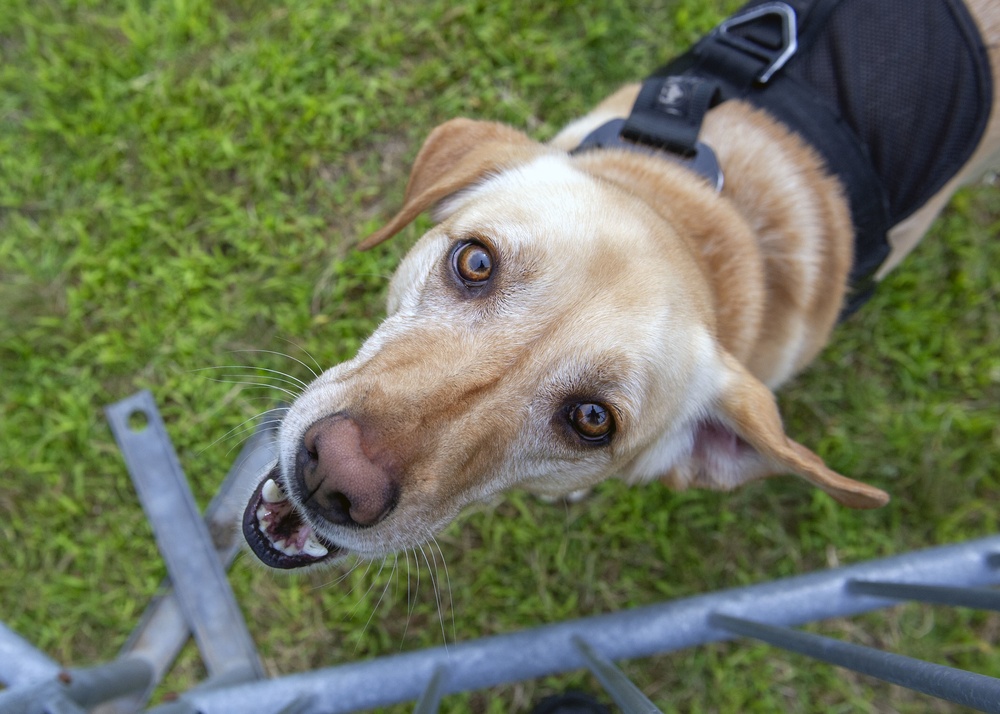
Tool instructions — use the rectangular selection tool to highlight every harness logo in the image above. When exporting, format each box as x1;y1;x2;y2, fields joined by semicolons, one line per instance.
656;77;691;116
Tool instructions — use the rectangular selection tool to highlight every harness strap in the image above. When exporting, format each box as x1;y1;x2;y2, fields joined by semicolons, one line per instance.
576;0;895;316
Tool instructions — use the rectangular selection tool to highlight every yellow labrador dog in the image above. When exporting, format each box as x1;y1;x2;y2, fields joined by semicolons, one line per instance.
243;0;999;569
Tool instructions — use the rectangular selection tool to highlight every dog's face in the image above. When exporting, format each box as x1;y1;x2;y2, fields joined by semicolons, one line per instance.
243;119;887;570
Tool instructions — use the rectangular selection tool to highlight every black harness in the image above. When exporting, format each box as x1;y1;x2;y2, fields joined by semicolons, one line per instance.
574;0;992;316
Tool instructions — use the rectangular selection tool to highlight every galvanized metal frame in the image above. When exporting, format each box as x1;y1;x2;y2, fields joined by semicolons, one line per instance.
1;391;997;713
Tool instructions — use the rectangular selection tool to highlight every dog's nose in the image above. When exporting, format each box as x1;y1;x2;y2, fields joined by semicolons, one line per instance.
295;415;398;528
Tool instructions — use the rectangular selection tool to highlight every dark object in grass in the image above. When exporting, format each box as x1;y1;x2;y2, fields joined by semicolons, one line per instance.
530;691;611;714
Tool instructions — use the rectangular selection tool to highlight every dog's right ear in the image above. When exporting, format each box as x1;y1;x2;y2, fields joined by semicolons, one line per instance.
358;118;547;250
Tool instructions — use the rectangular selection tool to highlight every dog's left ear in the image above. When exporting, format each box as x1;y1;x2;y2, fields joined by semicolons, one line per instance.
659;352;890;509
358;118;548;250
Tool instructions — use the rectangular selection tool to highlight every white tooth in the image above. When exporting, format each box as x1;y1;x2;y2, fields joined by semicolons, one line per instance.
262;478;286;504
302;537;329;558
256;505;270;524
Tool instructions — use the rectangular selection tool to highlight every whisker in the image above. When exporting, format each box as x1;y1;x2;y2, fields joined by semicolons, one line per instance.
344;558;382;619
202;409;283;453
220;396;290;416
311;557;365;615
400;548;414;649
418;544;449;650
210;423;267;458
314;560;358;592
194;365;309;393
351;558;390;655
431;536;457;644
365;556;396;637
219;420;285;459
199;377;302;401
194;401;285;460
316;554;369;595
227;349;321;382
274;337;326;378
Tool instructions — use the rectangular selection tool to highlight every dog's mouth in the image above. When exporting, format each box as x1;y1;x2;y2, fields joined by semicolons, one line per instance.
242;463;343;569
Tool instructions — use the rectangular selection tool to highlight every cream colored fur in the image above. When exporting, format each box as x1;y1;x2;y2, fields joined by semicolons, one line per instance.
262;0;998;562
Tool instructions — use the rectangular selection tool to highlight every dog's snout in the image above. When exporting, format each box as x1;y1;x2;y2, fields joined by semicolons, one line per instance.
295;416;398;528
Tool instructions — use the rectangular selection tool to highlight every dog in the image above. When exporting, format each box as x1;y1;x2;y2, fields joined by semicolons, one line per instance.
242;0;999;570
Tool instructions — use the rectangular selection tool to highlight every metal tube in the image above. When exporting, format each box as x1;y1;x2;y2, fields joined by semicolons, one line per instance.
97;416;279;714
0;621;60;687
572;636;663;714
708;614;1000;713
146;668;300;714
39;697;88;714
412;666;449;714
0;658;153;714
105;391;264;682
181;535;1000;713
847;579;1000;611
60;658;155;708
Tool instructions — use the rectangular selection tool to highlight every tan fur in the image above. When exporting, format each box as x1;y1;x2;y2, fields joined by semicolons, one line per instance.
252;0;998;564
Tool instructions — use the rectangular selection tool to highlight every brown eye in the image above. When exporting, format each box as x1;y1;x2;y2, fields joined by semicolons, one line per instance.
453;241;493;286
569;402;614;442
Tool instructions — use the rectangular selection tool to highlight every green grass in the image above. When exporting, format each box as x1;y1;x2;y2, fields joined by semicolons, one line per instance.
1;0;998;711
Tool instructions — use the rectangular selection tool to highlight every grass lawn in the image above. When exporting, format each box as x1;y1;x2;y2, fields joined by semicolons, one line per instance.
1;0;998;711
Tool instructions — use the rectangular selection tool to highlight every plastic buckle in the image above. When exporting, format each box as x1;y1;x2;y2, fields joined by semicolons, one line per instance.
713;2;798;83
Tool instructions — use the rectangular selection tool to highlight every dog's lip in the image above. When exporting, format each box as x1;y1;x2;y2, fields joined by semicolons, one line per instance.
242;463;343;569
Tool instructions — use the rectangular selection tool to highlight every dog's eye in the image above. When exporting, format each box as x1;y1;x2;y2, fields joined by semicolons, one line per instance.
568;402;614;443
453;241;493;286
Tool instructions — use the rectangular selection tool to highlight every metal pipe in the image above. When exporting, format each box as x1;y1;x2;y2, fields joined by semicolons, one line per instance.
412;665;449;714
847;579;1000;611
39;697;88;714
709;614;1000;713
0;658;153;714
97;415;279;714
0;621;60;687
105;391;264;682
572;636;662;714
59;658;155;708
179;535;1000;713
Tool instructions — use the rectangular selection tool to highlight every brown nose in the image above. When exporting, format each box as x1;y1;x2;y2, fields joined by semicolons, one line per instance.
295;415;398;528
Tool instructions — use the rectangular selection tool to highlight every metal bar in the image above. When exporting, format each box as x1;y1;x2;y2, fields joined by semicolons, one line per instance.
58;659;155;709
274;698;316;714
40;698;88;714
572;636;663;714
147;668;314;714
847;579;1000;611
412;666;448;714
97;414;280;714
105;391;265;682
0;621;60;687
0;658;153;714
177;535;1000;713
709;614;1000;713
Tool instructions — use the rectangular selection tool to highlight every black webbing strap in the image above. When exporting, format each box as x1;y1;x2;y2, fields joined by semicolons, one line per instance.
574;0;897;316
623;0;892;317
620;76;722;157
621;1;810;156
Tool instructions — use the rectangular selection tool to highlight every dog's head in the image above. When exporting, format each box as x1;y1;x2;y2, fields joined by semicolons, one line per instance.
243;119;888;570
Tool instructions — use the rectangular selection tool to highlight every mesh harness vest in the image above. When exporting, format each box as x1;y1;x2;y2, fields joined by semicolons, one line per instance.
574;0;992;316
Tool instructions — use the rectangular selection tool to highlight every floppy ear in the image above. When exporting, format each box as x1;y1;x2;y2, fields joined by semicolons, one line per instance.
661;352;889;509
357;118;548;250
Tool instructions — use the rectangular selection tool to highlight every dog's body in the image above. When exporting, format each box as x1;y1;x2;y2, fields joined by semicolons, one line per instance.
243;0;999;570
